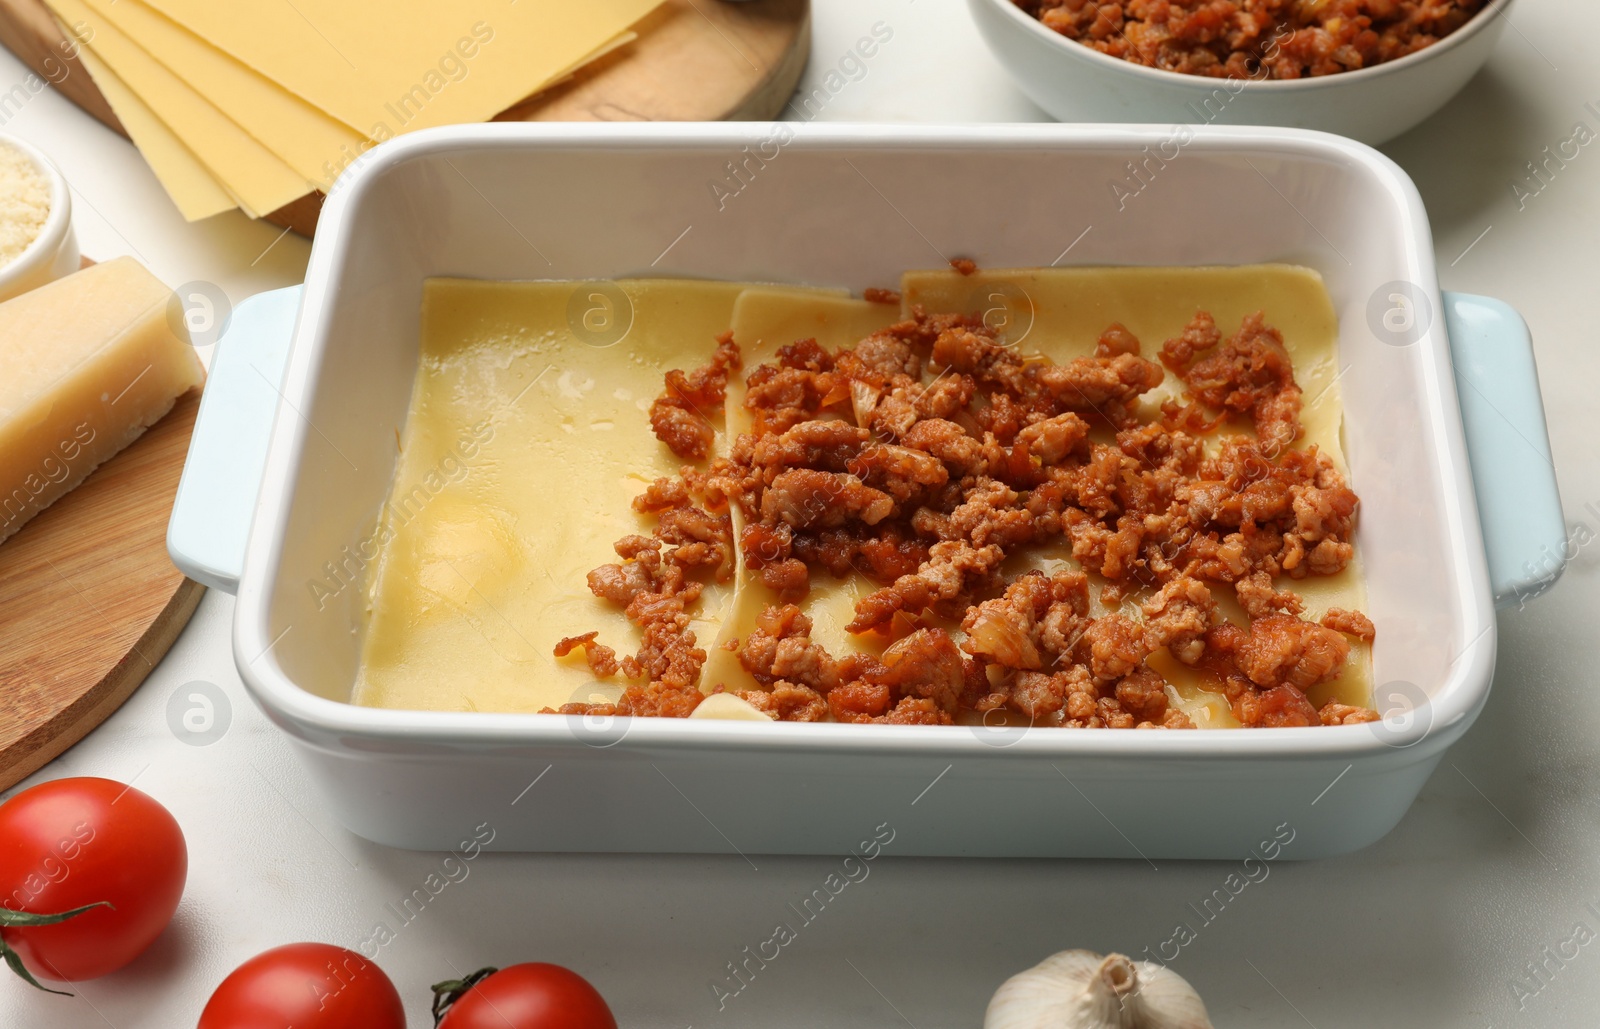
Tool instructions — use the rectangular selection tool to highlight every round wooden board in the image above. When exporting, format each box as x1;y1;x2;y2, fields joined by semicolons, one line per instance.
0;0;811;237
0;268;204;791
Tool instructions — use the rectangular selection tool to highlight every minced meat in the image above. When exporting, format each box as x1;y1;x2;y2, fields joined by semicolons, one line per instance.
553;296;1378;729
1015;0;1489;80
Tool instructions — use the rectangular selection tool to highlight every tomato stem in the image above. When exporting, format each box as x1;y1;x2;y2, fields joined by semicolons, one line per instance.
430;966;499;1026
0;902;112;994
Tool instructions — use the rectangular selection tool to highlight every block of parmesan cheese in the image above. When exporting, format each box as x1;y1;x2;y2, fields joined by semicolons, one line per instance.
0;257;203;543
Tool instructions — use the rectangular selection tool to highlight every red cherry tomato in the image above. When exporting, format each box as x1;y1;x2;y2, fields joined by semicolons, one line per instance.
0;776;187;984
436;963;618;1029
199;943;405;1029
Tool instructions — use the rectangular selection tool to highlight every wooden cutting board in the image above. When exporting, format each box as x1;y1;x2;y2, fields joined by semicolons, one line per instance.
0;0;811;236
0;263;204;791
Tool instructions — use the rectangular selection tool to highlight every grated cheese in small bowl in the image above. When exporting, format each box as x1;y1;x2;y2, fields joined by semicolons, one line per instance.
0;141;53;270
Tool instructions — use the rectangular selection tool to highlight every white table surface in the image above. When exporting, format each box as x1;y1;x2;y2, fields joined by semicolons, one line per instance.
3;1;1598;1026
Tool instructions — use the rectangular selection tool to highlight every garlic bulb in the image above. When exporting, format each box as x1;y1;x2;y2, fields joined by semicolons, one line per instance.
984;950;1214;1029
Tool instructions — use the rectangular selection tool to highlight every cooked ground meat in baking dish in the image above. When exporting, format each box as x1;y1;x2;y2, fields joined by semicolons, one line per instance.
1014;0;1490;79
550;292;1380;730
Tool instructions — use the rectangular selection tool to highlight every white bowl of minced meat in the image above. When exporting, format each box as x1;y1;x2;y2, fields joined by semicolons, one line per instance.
970;0;1512;144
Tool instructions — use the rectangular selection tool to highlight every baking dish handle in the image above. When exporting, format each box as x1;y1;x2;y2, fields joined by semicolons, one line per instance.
167;286;303;594
1444;292;1567;610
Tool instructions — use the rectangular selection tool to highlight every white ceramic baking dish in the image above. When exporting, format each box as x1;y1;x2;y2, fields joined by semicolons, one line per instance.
169;124;1563;859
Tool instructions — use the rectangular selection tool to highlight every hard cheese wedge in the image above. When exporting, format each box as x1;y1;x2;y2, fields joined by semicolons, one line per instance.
0;258;203;543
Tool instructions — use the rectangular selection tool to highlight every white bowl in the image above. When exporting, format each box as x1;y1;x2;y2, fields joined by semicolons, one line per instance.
0;133;78;304
968;0;1514;145
169;123;1563;859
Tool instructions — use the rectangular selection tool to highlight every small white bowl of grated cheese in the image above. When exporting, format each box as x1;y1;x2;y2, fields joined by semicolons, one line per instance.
0;133;78;304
